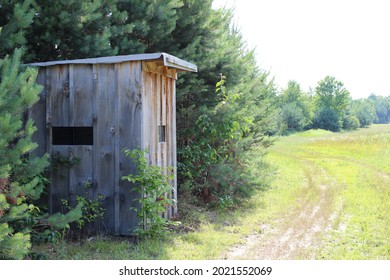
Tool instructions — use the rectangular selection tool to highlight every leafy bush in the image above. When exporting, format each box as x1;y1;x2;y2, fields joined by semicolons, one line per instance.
61;193;105;232
313;107;341;132
352;99;377;128
121;148;177;239
279;102;307;134
342;113;360;131
178;76;276;206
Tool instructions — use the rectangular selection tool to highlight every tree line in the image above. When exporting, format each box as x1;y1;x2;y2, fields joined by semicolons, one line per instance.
276;77;390;135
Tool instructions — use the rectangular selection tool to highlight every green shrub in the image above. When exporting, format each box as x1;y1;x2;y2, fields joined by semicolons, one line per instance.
121;148;177;239
313;107;341;132
343;114;360;131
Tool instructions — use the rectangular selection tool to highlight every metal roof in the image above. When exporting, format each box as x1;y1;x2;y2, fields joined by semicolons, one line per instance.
28;53;197;72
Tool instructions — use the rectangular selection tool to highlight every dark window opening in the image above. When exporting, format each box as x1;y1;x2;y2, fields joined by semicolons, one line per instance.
158;125;166;142
52;126;93;145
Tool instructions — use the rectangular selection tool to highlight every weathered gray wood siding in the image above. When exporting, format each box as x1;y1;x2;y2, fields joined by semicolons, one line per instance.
142;62;177;217
93;63;117;233
117;62;143;235
30;57;184;235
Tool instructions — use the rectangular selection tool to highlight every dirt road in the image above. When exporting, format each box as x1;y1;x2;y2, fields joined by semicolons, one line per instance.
224;159;341;259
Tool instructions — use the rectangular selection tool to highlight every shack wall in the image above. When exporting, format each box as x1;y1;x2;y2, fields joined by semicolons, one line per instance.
30;59;178;235
142;62;178;217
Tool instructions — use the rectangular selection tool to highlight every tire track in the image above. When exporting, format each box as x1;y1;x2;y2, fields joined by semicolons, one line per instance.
224;154;339;260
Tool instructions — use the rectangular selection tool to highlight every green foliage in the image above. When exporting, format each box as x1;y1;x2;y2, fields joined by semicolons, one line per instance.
121;148;177;239
368;94;390;124
169;2;277;201
51;152;80;169
23;0;125;62
315;76;351;117
313;107;341;132
351;99;377;127
278;80;313;134
279;103;307;134
0;50;83;259
179;75;275;203
61;182;105;231
0;49;47;259
276;79;389;134
25;202;83;244
114;0;183;54
313;76;351;131
0;0;36;57
342;112;361;131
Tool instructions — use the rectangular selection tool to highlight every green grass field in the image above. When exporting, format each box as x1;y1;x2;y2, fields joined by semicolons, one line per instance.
32;125;390;259
265;124;390;259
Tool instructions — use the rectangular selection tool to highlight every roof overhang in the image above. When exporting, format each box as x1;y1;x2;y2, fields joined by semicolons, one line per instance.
28;53;197;73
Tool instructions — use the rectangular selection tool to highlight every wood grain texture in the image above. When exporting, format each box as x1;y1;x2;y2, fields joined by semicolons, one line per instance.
29;68;46;157
95;64;116;233
29;54;188;234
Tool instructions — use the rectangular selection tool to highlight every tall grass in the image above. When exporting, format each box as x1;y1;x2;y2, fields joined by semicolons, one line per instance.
307;126;390;259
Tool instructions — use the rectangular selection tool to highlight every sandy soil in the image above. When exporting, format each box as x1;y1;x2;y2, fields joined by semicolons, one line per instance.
223;168;341;260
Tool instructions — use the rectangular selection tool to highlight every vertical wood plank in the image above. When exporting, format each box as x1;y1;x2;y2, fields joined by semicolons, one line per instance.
166;76;173;217
68;145;93;205
144;72;156;165
171;77;178;215
29;68;46;157
114;63;120;234
45;67;52;159
47;65;71;213
95;64;116;234
153;73;158;165
141;70;150;151
91;64;100;232
69;65;74;126
161;75;167;126
73;65;93;126
67;65;76;204
117;61;143;235
50;65;70;126
68;65;95;230
159;101;167;220
156;74;162;168
50;145;69;213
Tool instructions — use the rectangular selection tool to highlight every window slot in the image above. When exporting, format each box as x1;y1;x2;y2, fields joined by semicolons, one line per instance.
52;126;93;145
158;125;166;143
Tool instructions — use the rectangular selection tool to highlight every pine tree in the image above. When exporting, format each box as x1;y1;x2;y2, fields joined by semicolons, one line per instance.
0;0;35;57
169;2;278;193
24;0;124;62
0;49;49;259
0;49;84;259
113;0;182;54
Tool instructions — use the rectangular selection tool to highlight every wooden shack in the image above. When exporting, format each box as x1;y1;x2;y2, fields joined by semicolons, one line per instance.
29;53;197;235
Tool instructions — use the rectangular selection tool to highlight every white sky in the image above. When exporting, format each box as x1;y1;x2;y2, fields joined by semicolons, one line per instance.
212;0;390;99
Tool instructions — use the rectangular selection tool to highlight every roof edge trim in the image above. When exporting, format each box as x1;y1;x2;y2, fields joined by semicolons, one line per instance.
27;53;197;72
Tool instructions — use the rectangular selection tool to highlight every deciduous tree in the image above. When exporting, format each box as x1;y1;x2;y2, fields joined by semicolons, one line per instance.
314;76;351;131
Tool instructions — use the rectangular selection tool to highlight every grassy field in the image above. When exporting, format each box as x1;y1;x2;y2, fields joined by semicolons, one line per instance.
261;124;390;259
32;125;390;259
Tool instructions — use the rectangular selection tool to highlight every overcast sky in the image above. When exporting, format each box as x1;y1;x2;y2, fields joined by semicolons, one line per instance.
213;0;390;99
